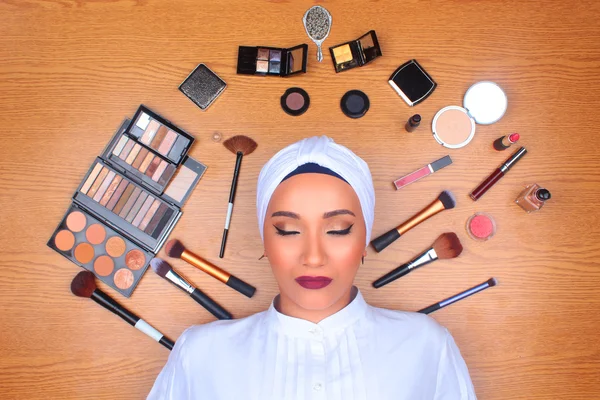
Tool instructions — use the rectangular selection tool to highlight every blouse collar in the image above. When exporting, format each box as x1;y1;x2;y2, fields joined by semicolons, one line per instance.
266;286;368;338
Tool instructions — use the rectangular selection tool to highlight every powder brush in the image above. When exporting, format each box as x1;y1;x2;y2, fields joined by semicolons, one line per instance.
151;258;232;320
71;271;174;350
373;232;463;288
371;190;456;253
220;135;258;258
166;239;256;298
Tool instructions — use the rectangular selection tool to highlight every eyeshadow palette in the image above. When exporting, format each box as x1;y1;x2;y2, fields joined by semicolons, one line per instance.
48;109;207;297
104;106;195;194
49;204;154;297
237;44;308;77
329;30;382;73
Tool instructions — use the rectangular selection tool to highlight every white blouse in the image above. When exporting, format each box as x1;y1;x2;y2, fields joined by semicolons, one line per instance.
148;288;476;400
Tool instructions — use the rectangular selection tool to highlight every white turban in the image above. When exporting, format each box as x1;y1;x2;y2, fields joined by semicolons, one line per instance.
257;136;375;246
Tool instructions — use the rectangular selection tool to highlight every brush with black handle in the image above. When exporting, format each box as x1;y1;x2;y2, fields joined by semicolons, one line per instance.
151;258;232;320
371;190;456;253
220;135;258;258
418;278;498;314
71;271;175;350
373;232;463;288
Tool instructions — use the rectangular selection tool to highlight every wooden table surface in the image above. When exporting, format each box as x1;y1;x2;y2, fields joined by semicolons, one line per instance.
1;0;600;399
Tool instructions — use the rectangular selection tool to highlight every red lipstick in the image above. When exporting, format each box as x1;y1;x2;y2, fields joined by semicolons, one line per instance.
295;276;333;289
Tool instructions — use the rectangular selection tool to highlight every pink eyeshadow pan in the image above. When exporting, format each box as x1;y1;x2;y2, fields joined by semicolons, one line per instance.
152;160;168;182
157;130;178;156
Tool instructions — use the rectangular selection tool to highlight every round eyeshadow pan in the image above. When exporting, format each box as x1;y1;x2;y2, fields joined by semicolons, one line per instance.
94;255;115;277
66;211;87;232
466;213;496;241
114;268;134;290
340;90;370;119
54;230;75;251
74;243;95;264
280;87;310;117
125;249;146;270
86;224;106;245
105;236;127;258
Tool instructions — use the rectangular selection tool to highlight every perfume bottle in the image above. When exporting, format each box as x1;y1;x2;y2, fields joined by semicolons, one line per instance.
515;184;551;213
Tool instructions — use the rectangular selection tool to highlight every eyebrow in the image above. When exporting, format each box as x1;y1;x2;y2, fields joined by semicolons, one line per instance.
271;209;356;219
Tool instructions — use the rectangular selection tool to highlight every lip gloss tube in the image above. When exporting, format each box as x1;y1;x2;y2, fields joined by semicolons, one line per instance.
469;147;527;201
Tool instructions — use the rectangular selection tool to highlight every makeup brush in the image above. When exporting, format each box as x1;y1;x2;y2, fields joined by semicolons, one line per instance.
418;277;498;315
70;271;174;350
373;232;463;288
371;190;456;253
220;135;258;258
166;239;256;298
150;258;232;320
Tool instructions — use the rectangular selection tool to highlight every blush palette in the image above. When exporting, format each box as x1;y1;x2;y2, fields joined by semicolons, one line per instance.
48;106;207;296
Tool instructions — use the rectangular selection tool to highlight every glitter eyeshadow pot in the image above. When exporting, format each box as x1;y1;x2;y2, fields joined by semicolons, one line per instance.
432;81;508;149
280;87;310;116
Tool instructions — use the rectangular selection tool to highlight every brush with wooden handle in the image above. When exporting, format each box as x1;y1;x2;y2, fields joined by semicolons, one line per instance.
373;232;463;288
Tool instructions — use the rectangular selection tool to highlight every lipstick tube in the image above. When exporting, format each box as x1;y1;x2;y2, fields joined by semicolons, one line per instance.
470;147;527;201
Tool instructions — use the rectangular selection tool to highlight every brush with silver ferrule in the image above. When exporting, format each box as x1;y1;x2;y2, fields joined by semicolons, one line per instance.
418;278;498;314
151;258;232;320
373;233;463;288
71;271;174;350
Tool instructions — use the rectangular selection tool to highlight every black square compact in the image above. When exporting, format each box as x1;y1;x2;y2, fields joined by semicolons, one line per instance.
329;30;382;73
179;64;227;111
388;59;437;106
237;44;308;77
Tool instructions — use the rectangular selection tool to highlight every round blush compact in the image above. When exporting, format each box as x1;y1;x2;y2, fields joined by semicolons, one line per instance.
281;87;310;116
466;212;496;241
432;81;507;149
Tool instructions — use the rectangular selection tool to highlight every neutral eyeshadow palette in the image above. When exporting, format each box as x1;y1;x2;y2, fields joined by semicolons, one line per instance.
48;106;207;297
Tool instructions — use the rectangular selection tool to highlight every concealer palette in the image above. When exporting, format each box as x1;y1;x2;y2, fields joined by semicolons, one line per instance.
48;109;207;296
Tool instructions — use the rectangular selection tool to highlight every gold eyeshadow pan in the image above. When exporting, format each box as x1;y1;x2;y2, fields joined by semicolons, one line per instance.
48;107;206;297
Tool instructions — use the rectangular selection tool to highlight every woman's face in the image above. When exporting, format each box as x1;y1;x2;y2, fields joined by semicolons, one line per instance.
263;173;367;313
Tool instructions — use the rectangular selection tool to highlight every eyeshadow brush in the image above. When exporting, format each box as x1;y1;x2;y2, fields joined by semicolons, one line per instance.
371;190;456;253
166;239;256;298
418;278;498;314
71;271;174;350
220;135;258;258
373;233;463;288
150;258;232;320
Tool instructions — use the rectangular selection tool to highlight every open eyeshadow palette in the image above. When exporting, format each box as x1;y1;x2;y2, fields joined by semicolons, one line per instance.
237;44;308;77
48;106;207;297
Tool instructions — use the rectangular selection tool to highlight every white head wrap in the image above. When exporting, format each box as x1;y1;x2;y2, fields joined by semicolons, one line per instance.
257;136;375;246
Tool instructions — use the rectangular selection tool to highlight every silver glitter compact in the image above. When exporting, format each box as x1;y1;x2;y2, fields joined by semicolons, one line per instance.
179;64;227;111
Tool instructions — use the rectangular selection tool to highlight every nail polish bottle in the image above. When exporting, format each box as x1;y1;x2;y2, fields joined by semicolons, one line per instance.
405;114;421;132
515;184;551;213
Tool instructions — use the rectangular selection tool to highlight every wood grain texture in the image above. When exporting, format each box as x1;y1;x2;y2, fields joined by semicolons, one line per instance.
1;0;599;398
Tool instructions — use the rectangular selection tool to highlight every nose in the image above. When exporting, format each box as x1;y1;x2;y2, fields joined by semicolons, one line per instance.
302;233;326;268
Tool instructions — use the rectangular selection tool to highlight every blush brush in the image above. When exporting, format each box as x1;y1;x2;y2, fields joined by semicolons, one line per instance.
373;232;463;288
371;190;456;252
220;135;258;258
71;271;174;350
151;258;232;320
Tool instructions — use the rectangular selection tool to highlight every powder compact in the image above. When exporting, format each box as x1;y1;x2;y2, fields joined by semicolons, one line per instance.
341;90;370;119
466;212;496;241
388;59;437;106
329;30;382;73
48;106;207;297
237;44;308;77
432;81;508;149
280;87;310;116
179;63;227;111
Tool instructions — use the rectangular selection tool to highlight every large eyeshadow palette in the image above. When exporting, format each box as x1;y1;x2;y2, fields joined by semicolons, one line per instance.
48;107;207;297
237;44;308;77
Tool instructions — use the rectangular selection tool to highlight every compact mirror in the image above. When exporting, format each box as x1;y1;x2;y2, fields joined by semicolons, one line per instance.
303;6;332;62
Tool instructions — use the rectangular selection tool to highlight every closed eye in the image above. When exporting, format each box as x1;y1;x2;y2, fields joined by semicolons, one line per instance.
274;226;300;236
328;224;353;235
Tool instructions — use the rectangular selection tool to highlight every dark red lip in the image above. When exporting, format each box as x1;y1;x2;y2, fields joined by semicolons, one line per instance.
295;276;333;289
